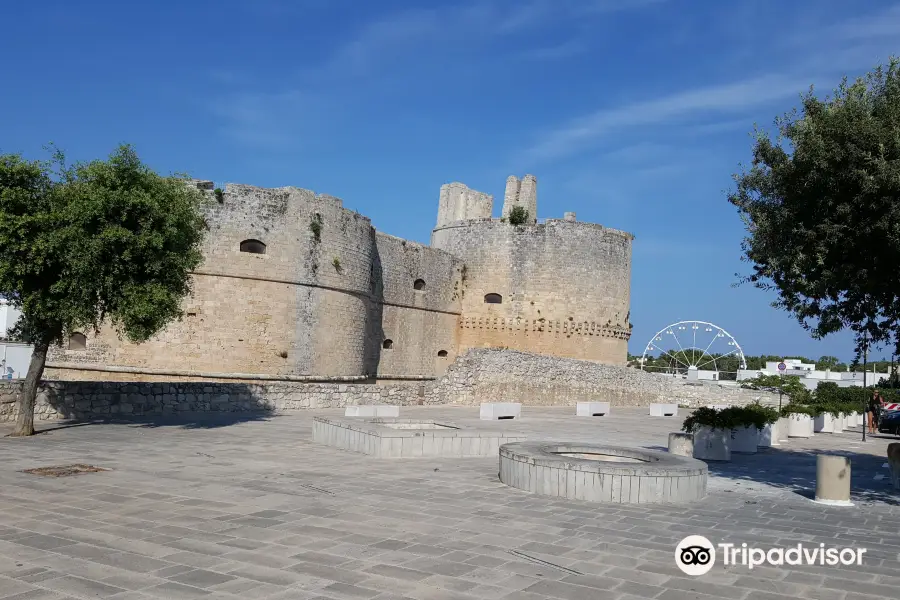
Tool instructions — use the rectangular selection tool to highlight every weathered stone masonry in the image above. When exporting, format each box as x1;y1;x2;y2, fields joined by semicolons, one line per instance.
2;349;776;422
43;173;634;383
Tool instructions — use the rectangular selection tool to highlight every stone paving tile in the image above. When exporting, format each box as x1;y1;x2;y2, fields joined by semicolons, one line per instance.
1;407;898;600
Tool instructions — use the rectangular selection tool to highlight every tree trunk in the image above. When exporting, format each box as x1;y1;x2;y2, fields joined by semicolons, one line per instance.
10;341;49;437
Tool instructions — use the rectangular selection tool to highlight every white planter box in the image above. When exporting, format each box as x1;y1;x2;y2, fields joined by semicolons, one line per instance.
693;426;731;461
758;421;780;447
730;426;759;454
808;416;815;436
777;417;790;442
649;403;678;417
576;402;610;416
857;412;865;427
787;414;812;438
345;405;399;417
833;414;844;434
814;413;834;433
480;402;521;420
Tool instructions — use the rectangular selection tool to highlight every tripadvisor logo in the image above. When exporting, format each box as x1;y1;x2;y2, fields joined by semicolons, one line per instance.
675;536;867;575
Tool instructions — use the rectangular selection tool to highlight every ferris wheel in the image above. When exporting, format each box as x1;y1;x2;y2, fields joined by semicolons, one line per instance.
640;320;746;373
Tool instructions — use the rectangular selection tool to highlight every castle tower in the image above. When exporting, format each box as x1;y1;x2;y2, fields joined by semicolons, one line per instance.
435;182;493;229
501;174;537;223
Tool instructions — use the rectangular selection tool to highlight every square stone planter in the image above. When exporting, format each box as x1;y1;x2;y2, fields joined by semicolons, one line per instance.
814;413;834;433
787;413;812;438
777;417;790;442
857;412;865;427
576;402;610;416
833;414;844;434
693;426;731;461
758;421;780;447
730;425;759;454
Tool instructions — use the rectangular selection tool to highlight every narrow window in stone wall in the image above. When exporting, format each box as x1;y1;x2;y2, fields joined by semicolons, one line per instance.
382;339;394;349
239;239;267;254
68;332;87;351
484;293;502;304
413;279;425;290
437;350;448;357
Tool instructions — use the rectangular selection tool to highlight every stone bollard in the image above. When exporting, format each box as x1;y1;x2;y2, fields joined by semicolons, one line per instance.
668;432;694;457
813;454;853;506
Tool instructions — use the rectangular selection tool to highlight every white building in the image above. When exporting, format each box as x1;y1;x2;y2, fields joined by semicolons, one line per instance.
737;358;892;390
0;298;22;339
0;299;32;379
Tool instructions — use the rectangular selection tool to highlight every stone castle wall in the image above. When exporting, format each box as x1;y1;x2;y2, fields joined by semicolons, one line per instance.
43;174;634;383
4;349;775;423
431;219;632;364
371;233;463;377
47;184;378;379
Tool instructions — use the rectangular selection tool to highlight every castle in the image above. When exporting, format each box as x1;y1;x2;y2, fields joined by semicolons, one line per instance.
45;175;633;382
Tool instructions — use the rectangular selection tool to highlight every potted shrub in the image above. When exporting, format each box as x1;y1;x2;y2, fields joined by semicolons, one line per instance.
682;407;731;461
782;404;814;437
743;403;782;448
832;405;845;434
723;405;778;454
813;403;835;433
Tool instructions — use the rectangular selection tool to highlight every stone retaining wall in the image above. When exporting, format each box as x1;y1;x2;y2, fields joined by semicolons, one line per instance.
0;348;777;422
431;348;778;408
0;380;431;422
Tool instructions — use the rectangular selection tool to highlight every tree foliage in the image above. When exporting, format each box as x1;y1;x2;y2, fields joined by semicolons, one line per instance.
508;205;529;225
729;58;900;357
0;145;208;435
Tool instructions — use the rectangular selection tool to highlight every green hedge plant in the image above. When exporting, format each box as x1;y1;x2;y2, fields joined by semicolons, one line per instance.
682;404;779;433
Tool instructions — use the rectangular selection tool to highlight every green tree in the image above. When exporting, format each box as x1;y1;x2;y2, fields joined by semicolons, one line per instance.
740;374;810;407
817;355;840;370
0;145;207;436
508;205;529;225
728;59;900;359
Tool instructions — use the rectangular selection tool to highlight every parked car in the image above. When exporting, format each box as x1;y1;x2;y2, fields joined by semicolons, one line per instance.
877;410;900;436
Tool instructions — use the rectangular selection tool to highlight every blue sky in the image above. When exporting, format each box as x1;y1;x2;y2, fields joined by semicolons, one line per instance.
2;0;898;363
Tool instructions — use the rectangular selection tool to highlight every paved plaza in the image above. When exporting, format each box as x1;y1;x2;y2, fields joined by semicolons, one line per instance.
0;406;898;599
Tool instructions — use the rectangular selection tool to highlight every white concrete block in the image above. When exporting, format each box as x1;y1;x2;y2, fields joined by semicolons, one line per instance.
693;426;731;461
814;413;834;433
758;421;779;447
344;405;399;417
730;426;758;454
787;414;812;438
374;405;400;417
833;415;844;434
649;404;678;417
576;402;610;416
480;402;521;420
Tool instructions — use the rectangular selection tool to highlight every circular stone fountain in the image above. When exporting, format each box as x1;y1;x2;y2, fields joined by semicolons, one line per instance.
499;442;707;504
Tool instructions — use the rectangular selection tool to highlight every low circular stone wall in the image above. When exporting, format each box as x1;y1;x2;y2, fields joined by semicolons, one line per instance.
499;442;707;504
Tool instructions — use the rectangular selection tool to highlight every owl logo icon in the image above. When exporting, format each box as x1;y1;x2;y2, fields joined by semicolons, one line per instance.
675;536;716;576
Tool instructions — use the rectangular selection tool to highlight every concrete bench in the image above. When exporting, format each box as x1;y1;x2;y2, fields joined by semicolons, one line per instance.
344;405;400;418
650;404;678;417
576;402;610;416
480;402;521;420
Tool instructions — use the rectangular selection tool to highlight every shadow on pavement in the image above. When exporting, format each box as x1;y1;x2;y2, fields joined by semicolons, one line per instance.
704;444;899;506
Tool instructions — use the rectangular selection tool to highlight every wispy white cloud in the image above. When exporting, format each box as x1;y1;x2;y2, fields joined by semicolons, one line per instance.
210;90;312;148
522;73;805;163
824;3;900;40
518;39;589;61
314;0;666;77
520;2;900;165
